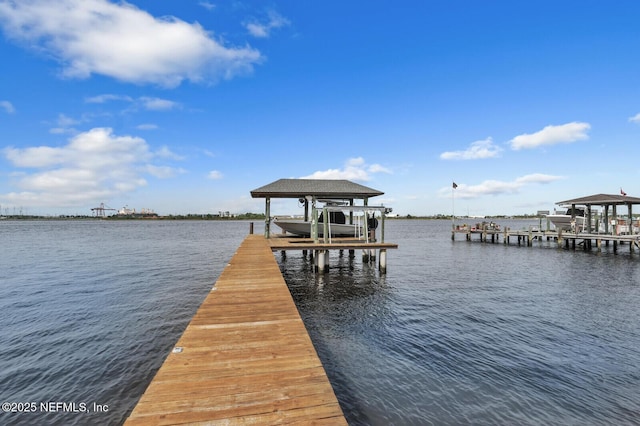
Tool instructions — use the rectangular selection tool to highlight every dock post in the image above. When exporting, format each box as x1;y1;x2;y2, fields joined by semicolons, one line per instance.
557;229;563;248
264;198;271;238
379;249;387;273
362;250;370;263
317;250;326;273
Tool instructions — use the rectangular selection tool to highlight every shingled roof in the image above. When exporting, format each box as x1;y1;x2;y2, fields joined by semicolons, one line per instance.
556;193;640;206
250;179;383;199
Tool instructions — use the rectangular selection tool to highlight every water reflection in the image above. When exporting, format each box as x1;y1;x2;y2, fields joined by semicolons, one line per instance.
277;220;640;425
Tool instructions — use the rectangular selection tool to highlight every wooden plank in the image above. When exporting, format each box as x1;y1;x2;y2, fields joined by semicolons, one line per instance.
125;234;346;425
267;235;398;251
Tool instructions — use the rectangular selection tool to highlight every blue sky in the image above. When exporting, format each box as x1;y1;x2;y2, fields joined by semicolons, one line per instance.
1;1;640;216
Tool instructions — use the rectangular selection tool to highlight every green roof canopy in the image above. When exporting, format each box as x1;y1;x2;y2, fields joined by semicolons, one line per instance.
250;179;384;200
556;193;640;206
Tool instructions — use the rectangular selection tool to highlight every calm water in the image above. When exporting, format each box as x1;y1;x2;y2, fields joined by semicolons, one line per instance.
1;219;639;425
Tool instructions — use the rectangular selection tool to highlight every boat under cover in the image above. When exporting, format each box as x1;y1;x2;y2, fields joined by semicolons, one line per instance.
274;219;362;237
546;208;586;231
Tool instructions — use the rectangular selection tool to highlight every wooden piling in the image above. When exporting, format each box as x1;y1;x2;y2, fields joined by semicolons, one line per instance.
379;249;387;273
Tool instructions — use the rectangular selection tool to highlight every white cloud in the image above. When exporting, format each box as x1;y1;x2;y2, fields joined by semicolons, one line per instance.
2;127;176;207
85;94;133;104
145;165;185;179
155;146;184;160
199;2;216;11
368;163;392;174
300;157;391;181
137;123;158;130
514;173;561;184
139;97;180;111
85;94;179;112
440;137;502;160
47;113;81;134
0;0;262;87
208;170;223;180
509;122;590;150
442;173;564;199
1;100;15;113
245;11;290;38
629;113;640;123
245;23;269;38
56;113;80;128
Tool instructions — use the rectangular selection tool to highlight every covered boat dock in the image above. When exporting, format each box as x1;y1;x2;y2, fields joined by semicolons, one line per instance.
250;179;397;272
452;193;640;254
555;193;640;234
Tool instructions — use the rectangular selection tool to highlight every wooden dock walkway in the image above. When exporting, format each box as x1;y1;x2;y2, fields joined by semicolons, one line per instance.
452;227;640;254
125;234;347;425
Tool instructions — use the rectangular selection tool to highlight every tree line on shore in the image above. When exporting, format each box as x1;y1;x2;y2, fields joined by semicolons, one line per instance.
3;212;546;221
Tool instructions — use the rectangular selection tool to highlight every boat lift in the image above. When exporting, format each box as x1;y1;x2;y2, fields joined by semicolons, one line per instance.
310;204;392;244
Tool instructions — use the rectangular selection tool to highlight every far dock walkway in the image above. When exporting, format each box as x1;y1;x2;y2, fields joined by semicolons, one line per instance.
125;234;346;425
452;226;640;254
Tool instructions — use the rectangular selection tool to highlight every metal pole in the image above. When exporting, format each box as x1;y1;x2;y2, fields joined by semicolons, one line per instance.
264;198;271;238
311;199;318;243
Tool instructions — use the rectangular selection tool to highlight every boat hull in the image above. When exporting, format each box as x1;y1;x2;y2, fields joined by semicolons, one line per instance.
274;219;362;237
546;214;586;231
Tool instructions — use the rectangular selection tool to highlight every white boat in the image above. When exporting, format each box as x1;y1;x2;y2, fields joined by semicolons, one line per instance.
274;218;362;237
546;208;586;231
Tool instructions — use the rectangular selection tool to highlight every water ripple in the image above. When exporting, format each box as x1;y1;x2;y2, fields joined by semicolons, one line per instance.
281;220;640;425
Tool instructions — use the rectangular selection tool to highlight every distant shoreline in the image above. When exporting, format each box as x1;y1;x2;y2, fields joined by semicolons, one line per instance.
1;214;544;221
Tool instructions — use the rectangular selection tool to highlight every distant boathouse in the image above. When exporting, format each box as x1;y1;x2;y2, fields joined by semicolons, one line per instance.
453;193;640;254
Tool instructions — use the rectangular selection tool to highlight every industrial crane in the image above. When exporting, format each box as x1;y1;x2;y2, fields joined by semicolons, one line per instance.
91;203;117;217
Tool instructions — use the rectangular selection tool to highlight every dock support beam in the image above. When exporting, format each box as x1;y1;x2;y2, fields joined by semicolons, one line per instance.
264;198;271;238
379;249;387;273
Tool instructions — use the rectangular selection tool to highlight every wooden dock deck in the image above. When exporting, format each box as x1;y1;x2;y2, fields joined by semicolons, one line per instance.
266;234;398;251
266;234;398;273
452;227;640;253
125;234;347;425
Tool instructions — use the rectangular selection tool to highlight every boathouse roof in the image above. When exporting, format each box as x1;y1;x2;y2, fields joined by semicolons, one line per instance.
557;193;640;206
250;179;384;199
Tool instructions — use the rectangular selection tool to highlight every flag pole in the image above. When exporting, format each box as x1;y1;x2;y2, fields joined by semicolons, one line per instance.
452;181;456;229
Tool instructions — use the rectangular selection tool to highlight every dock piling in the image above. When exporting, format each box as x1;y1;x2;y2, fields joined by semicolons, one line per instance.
379;249;387;273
